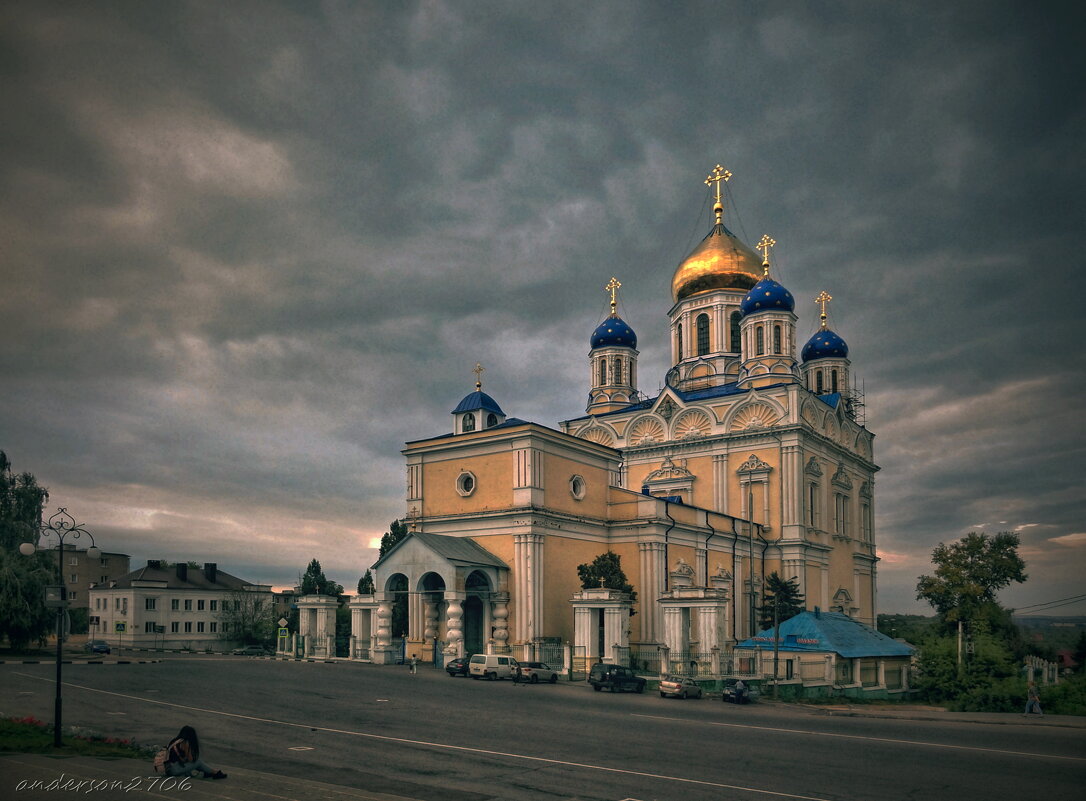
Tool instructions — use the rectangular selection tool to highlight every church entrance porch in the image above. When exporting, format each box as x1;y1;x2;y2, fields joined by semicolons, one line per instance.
570;587;632;664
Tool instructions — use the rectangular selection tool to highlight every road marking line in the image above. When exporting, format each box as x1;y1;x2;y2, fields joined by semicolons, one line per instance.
12;673;830;801
630;714;1086;762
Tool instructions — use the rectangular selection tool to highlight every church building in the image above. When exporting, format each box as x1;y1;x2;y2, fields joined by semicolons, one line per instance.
349;166;878;669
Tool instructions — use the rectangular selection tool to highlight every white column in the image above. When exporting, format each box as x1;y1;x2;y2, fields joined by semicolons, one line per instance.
491;593;509;652
713;454;729;513
376;600;392;649
604;606;627;651
444;596;463;656
661;606;685;652
574;607;593;657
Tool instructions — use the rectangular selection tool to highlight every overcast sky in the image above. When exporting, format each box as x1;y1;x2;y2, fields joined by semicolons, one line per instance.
2;1;1082;615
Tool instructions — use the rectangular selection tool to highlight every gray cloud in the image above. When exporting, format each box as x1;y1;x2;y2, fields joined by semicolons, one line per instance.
1;1;1083;610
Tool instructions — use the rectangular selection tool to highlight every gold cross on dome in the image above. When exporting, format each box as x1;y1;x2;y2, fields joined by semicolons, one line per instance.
605;276;621;316
757;234;776;275
408;505;420;532
472;362;485;390
815;291;833;329
704;164;732;203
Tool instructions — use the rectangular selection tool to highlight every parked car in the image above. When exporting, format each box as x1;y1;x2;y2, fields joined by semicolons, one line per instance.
469;653;518;680
721;679;759;704
658;675;703;699
588;663;646;693
84;639;110;655
517;661;559;683
445;656;473;677
231;645;271;656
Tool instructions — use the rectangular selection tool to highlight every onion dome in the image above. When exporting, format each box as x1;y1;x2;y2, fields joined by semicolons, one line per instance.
452;390;504;416
740;277;795;315
802;329;849;363
671;221;764;302
590;316;637;349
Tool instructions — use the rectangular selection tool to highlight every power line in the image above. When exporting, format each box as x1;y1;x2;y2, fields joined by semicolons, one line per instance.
1013;593;1086;612
1014;597;1086;616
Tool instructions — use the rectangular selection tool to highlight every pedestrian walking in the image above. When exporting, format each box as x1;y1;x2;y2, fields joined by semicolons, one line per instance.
409;654;418;674
734;678;747;704
1024;681;1042;716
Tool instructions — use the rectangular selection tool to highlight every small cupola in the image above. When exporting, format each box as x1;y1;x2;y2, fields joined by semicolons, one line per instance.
737;236;800;389
800;291;852;397
587;277;639;414
452;363;506;434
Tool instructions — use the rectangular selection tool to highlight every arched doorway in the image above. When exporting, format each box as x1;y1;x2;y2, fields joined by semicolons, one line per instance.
386;573;409;641
463;570;490;656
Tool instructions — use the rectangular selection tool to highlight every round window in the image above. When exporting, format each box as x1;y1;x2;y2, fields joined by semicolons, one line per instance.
456;471;476;497
569;475;586;500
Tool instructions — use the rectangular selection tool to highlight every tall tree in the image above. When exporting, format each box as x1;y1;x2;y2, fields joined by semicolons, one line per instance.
916;532;1027;625
758;572;805;631
0;452;54;649
379;519;408;558
299;558;344;597
576;552;636;602
357;569;375;595
218;588;275;645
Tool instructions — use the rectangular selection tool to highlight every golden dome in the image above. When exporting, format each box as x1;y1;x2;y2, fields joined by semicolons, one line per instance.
671;220;764;303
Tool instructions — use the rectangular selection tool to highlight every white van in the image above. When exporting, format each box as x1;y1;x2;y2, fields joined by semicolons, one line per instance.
468;653;518;680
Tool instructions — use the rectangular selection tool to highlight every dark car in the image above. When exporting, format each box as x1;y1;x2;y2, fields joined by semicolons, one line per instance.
588;663;646;693
445;656;473;677
231;645;271;656
517;661;559;683
84;639;110;655
721;679;759;704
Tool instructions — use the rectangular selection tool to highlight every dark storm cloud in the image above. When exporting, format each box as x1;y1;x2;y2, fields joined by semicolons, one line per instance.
1;1;1082;606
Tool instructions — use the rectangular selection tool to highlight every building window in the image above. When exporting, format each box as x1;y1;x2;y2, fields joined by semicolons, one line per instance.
184;622;192;633
171;622;179;633
210;600;218;612
831;369;839;394
862;503;872;542
184;600;192;611
100;558;109;567
456;471;477;497
100;575;109;584
197;622;205;633
223;623;229;633
145;622;156;633
462;412;475;432
614;358;623;385
676;323;684;360
816;371;823;394
730;311;742;352
696;314;710;356
145;598;156;610
569;475;586;500
198;600;205;611
486;413;498;427
773;325;782;355
115;598;122;610
69;555;79;566
210;622;218;633
171;599;180;611
807;483;820;528
599;358;607;384
70;573;78;584
755;326;765;355
834;493;850;535
69;591;76;601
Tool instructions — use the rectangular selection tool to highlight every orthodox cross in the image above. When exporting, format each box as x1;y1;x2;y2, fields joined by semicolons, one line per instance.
605;276;621;317
598;576;607;588
472;362;485;391
815;291;833;329
757;234;776;275
407;505;420;532
705;164;732;223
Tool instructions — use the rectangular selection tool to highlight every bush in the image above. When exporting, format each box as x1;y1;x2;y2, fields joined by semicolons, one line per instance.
1040;674;1086;715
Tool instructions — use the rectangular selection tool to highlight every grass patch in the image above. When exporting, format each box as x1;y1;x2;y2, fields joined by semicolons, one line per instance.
0;717;152;758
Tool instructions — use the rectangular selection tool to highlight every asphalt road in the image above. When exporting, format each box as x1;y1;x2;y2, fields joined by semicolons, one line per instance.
2;657;1083;801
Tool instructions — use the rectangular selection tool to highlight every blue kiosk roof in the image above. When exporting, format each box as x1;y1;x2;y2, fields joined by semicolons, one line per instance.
738;611;914;658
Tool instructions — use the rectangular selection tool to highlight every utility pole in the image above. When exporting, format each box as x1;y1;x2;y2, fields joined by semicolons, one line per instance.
772;590;780;700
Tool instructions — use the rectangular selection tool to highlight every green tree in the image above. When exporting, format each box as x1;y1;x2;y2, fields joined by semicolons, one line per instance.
357;569;375;595
916;532;1027;627
218;588;275;645
299;559;344;597
0;452;54;649
576;552;637;603
379;519;408;558
758;572;805;631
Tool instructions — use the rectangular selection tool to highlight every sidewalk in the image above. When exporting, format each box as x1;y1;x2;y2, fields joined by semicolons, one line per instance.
790;702;1086;729
0;754;426;801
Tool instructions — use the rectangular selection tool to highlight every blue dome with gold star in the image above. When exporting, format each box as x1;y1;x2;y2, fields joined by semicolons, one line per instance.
591;316;637;349
740;278;795;316
802;329;849;362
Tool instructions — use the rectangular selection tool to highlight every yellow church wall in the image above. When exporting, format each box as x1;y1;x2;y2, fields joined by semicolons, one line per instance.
541;451;611;518
724;448;781;533
541;535;626;641
421;451;513;516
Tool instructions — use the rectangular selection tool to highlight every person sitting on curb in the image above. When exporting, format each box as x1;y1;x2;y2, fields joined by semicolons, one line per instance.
166;725;227;780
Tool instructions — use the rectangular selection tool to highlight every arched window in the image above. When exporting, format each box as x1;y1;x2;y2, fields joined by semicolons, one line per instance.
486;413;498;428
773;324;782;355
463;413;475;432
614;358;623;385
755;326;764;355
816;371;823;394
676;323;684;360
599;358;607;385
831;369;839;393
696;314;710;356
730;311;742;352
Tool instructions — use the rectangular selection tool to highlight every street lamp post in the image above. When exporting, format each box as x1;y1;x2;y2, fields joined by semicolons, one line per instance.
20;507;99;748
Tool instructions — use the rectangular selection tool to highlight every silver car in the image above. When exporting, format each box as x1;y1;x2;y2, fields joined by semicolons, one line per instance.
658;675;703;699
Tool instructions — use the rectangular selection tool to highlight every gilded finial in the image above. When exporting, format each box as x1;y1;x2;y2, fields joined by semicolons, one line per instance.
815;291;833;330
408;505;420;533
757;234;776;276
605;276;621;317
472;362;485;391
704;164;732;223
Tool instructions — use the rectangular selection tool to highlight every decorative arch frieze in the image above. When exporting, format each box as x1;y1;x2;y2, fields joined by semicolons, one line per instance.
673;409;713;439
801;399;822;429
729;402;780;431
580;426;615;447
628;415;667;445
